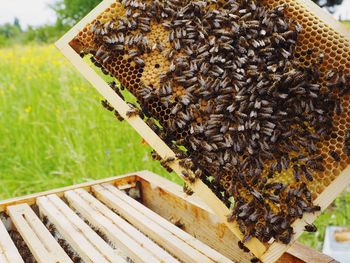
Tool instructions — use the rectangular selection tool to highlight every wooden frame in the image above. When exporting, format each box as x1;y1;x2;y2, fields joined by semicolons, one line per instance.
0;171;335;263
7;204;72;263
0;216;24;263
54;0;350;261
64;188;179;263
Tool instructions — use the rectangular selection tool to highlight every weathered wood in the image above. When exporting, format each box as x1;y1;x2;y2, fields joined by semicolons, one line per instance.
0;216;24;263
37;194;126;263
7;204;72;263
65;189;178;263
93;183;232;263
0;173;137;212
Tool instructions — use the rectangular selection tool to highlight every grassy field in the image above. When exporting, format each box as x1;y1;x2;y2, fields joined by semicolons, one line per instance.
342;20;350;29
0;45;180;199
0;42;349;251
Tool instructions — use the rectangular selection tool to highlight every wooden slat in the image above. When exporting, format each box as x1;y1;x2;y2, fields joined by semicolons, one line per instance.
93;183;233;263
37;194;126;263
7;204;72;263
286;243;335;263
0;217;23;263
0;173;137;212
65;189;178;263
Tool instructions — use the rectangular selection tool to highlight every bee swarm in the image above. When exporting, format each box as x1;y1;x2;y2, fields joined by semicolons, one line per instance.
71;0;350;250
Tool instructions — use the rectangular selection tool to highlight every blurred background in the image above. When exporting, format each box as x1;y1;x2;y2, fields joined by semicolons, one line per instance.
0;0;349;254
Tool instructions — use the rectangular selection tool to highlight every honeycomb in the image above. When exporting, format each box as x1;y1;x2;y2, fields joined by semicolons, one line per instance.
68;0;350;258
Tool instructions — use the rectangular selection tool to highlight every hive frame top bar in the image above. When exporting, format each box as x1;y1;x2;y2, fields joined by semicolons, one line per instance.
55;0;350;261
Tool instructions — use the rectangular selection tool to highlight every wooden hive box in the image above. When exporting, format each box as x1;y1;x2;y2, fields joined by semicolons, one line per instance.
0;171;337;263
55;0;350;261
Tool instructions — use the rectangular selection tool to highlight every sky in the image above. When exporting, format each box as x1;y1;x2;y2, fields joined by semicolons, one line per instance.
0;0;349;29
0;0;57;29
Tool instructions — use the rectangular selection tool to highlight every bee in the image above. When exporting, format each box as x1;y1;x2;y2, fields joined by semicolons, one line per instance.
160;159;173;173
293;165;300;182
114;110;124;122
151;150;161;161
325;69;337;81
126;103;144;119
248;210;261;222
109;81;124;98
250;189;264;204
179;158;194;170
301;165;313;182
160;156;175;166
302;187;312;202
101;100;114;112
285;188;297;204
329;150;341;162
134;57;145;67
307;158;325;172
304;205;321;213
238;241;250;253
317;53;325;65
304;223;317;232
181;170;196;183
278;229;293;244
183;183;194;196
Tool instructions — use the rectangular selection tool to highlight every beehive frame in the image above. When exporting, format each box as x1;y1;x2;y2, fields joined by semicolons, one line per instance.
56;0;350;261
0;170;335;263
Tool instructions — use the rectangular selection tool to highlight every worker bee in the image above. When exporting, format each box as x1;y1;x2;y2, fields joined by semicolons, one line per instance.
301;165;313;182
160;156;175;166
151;150;161;161
304;223;317;232
293;165;300;182
304;205;321;213
183;183;194;196
114;110;124;122
134;57;145;67
101;100;114;112
317;53;325;65
329;150;341;162
126;103;144;119
160;160;173;173
237;241;250;253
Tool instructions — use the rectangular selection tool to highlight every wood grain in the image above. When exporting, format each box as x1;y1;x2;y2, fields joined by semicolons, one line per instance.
65;188;178;263
37;194;126;263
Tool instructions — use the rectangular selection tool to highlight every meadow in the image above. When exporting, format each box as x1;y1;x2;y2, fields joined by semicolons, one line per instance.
0;41;349;251
0;45;179;199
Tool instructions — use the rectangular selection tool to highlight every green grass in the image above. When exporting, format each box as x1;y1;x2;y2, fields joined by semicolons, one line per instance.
342;21;350;30
0;45;180;200
1;38;350;251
